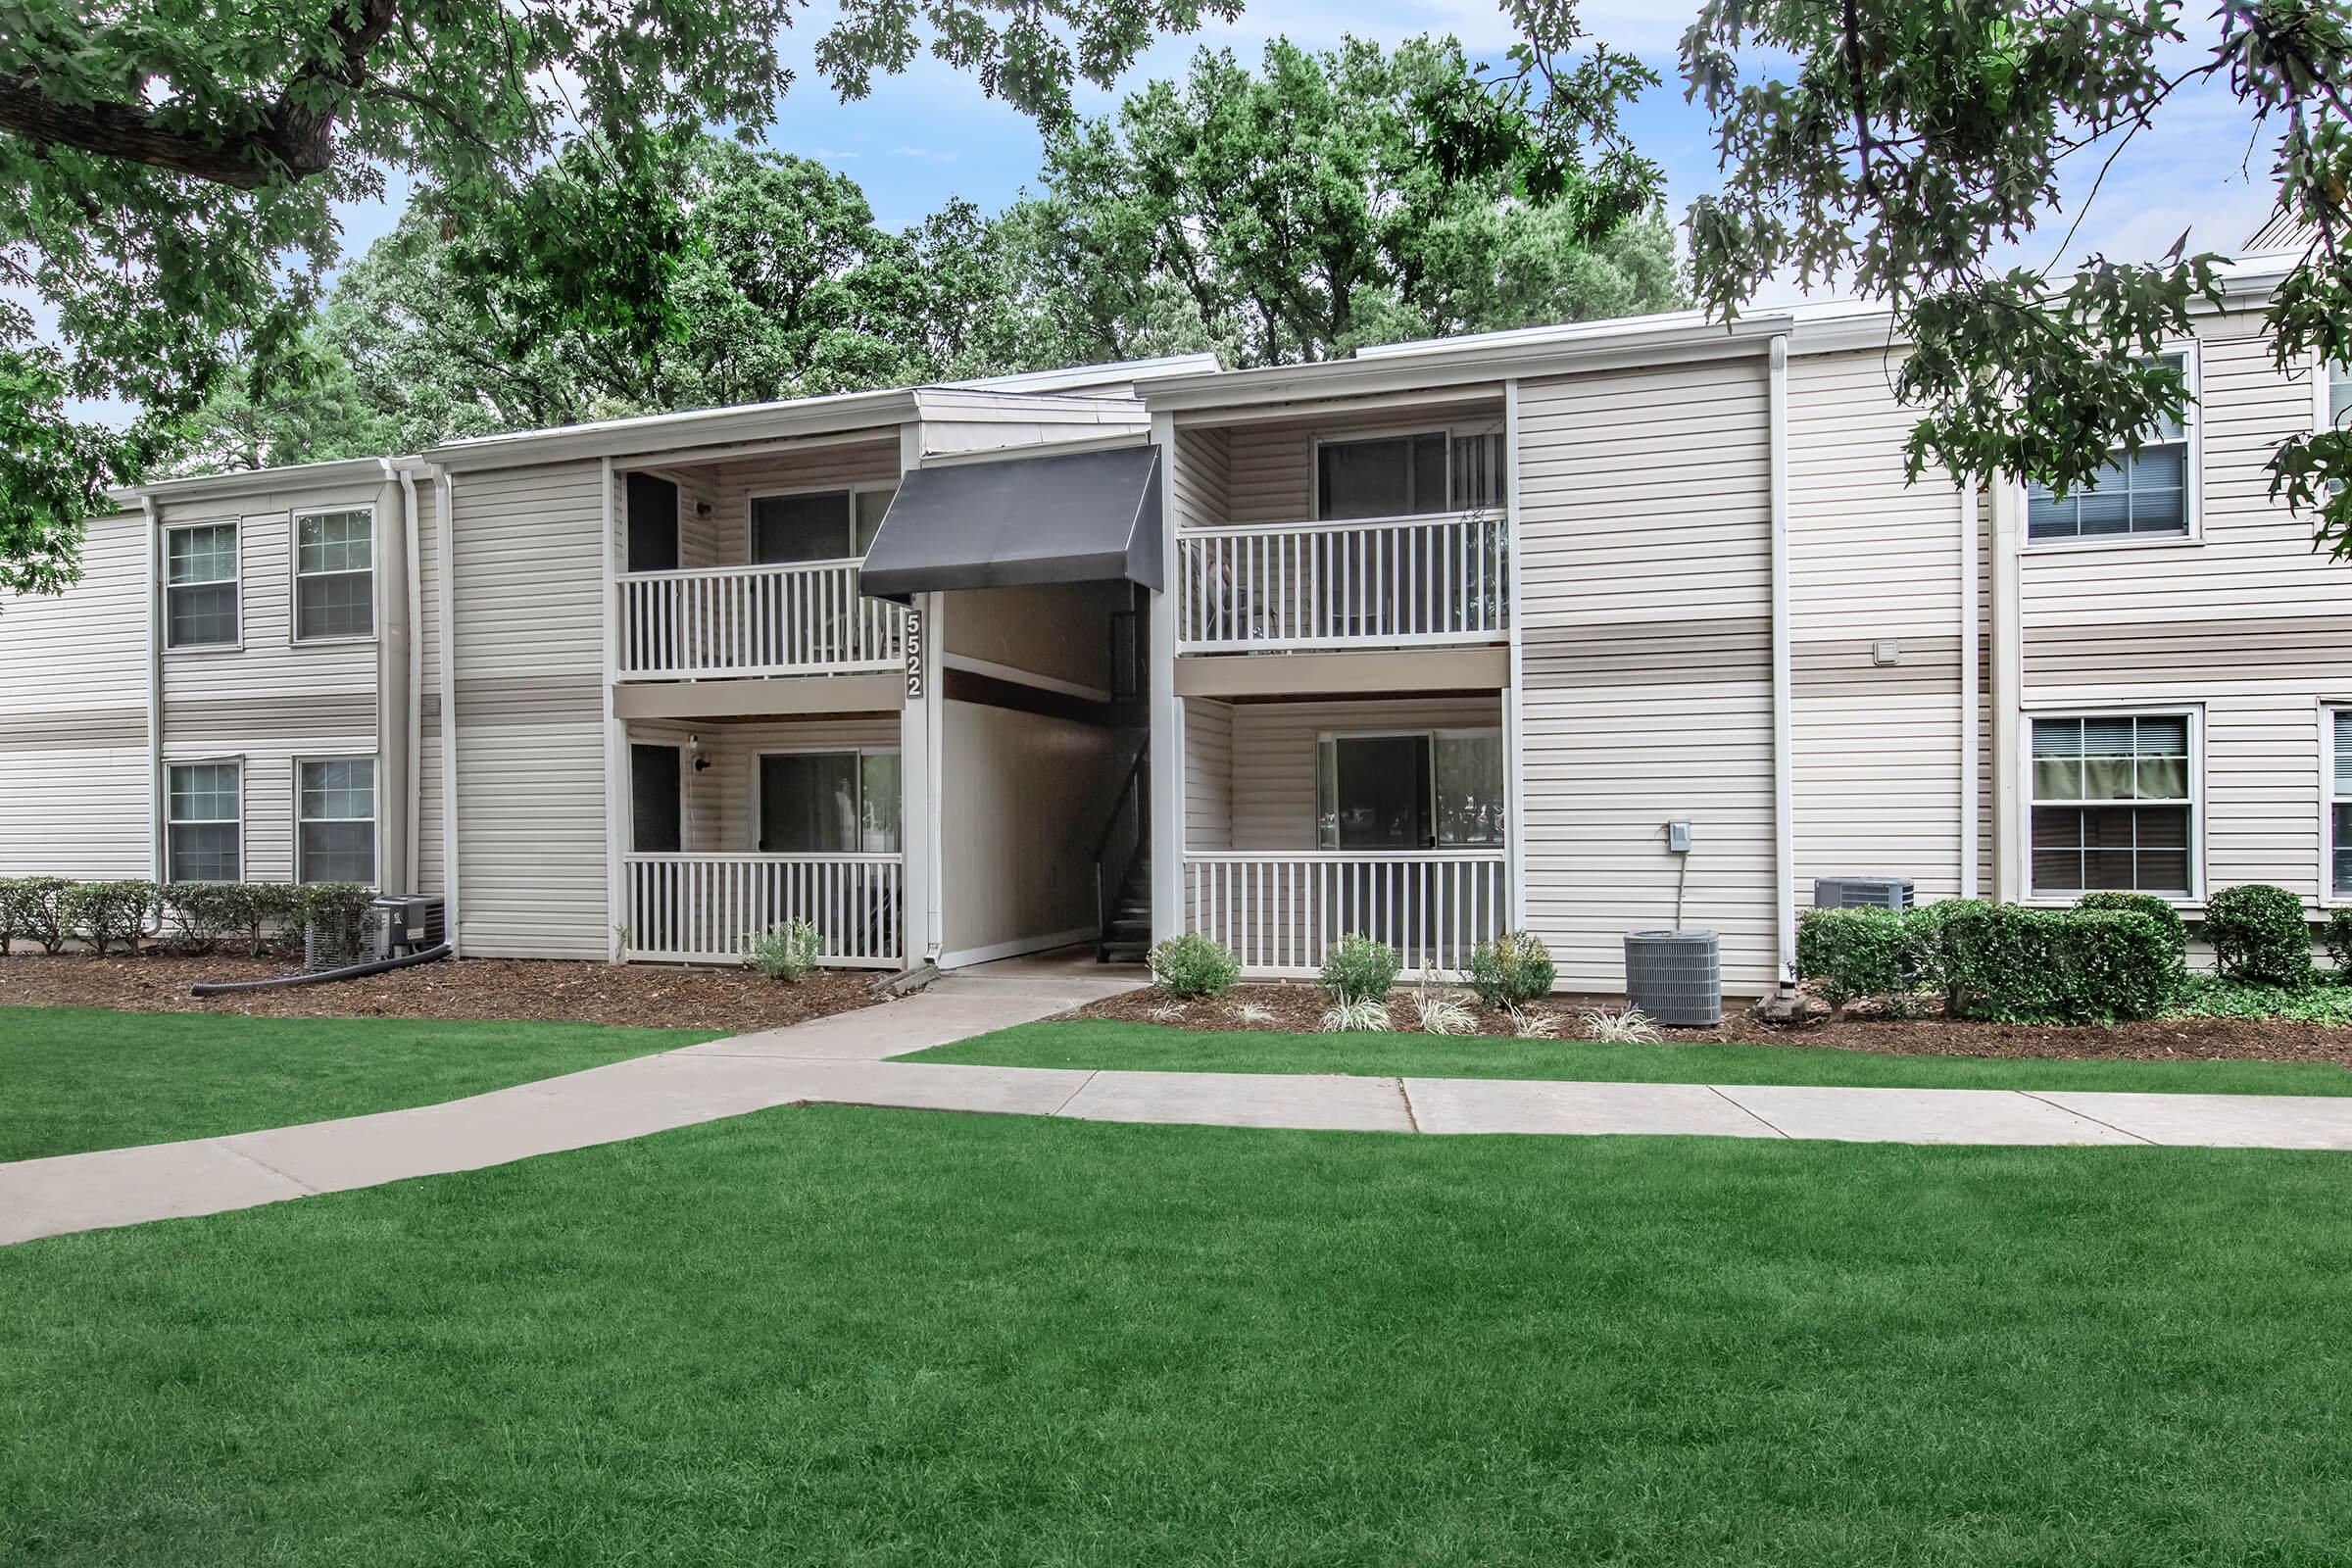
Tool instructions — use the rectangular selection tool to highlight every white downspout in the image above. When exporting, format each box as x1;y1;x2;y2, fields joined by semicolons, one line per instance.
397;464;424;896
434;467;462;956
1958;479;1981;901
600;455;625;961
1502;379;1527;933
1768;334;1795;992
1990;475;2026;901
141;495;163;885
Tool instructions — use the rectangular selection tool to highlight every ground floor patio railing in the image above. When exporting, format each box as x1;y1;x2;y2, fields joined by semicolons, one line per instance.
623;853;905;967
1182;850;1508;977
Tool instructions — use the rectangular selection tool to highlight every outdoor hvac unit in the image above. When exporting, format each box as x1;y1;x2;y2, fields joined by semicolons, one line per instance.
1623;930;1722;1027
1813;876;1916;911
367;895;447;960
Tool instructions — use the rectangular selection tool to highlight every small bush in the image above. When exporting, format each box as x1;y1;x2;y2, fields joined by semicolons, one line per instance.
1318;933;1399;1004
1794;907;1928;1009
0;876;70;956
1464;930;1555;1009
2326;906;2352;979
744;917;822;982
161;882;245;954
60;880;159;956
1147;933;1241;999
2201;884;2315;988
2076;892;2188;958
1936;902;2182;1024
229;883;307;957
1318;996;1394;1033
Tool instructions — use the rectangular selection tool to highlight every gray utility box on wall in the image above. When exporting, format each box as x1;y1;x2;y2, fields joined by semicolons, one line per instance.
1624;930;1722;1027
1813;877;1915;911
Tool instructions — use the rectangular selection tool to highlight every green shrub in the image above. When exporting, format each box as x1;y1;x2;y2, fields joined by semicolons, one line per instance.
228;883;307;957
1147;933;1241;999
60;880;160;956
1464;930;1555;1009
0;876;70;956
297;882;378;969
1794;907;1929;1009
161;883;245;953
1318;933;1399;1004
2171;975;2352;1024
1936;902;2183;1024
744;917;822;982
2075;891;2188;958
2321;906;2352;981
2201;884;2315;988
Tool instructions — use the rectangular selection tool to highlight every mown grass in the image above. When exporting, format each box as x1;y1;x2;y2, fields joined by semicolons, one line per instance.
906;1018;2352;1095
5;1105;2349;1565
0;1006;715;1161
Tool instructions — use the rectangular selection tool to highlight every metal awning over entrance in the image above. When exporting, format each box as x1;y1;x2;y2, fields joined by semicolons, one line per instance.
858;443;1162;603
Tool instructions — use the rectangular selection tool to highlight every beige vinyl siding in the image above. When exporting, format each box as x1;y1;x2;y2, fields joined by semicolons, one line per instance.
1172;426;1231;529
1515;358;1778;995
2019;316;2352;906
0;511;153;879
1786;349;1970;901
705;439;900;564
941;700;1123;962
1183;697;1234;848
1213;696;1500;850
450;461;608;958
676;715;904;853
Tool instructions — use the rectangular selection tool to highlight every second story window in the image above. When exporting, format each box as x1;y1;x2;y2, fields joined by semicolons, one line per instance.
295;508;374;641
1315;429;1508;521
751;486;894;564
165;522;240;649
2026;350;2194;542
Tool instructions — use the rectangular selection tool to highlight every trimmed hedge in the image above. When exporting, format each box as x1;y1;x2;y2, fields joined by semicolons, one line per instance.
1797;899;2184;1025
59;881;160;956
2075;891;2188;958
0;876;70;956
0;878;360;958
2326;906;2352;979
2201;884;2316;988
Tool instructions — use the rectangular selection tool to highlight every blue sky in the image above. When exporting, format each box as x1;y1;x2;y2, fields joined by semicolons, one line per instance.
335;0;2283;300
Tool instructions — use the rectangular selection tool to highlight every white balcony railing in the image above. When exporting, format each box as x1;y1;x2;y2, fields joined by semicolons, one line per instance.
623;853;905;967
1184;850;1508;977
617;561;904;679
1175;513;1508;653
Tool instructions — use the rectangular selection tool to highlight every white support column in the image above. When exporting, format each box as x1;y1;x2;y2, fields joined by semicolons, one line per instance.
1989;474;2026;902
141;496;163;885
398;466;425;899
1150;412;1185;945
1768;334;1796;988
1502;379;1527;932
1958;478;1981;901
922;590;947;961
600;456;626;960
894;423;935;970
434;468;463;957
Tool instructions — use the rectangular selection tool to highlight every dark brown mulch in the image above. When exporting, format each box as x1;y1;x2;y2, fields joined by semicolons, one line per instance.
0;952;883;1034
1072;983;2352;1069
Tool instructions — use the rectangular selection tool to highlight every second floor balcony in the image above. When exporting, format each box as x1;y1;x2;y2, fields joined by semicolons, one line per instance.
616;559;905;680
1174;510;1509;653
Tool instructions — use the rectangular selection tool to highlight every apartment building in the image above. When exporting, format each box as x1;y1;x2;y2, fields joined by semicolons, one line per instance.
4;247;2344;1001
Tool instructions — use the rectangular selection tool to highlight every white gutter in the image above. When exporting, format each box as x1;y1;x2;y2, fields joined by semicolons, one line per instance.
434;467;462;956
1958;479;1981;900
397;464;424;895
1502;379;1528;931
1768;335;1796;991
140;495;163;884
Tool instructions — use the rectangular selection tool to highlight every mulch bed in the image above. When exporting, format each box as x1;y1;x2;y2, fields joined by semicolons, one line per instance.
0;952;883;1034
1073;983;2352;1069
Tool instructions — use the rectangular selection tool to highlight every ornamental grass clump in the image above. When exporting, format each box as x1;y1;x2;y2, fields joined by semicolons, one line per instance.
1318;934;1398;1005
1318;996;1395;1033
1147;933;1241;999
744;917;822;982
2202;884;2316;989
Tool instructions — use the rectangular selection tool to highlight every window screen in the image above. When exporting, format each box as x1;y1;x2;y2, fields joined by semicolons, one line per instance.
298;758;376;884
167;762;241;882
760;752;861;853
1316;433;1449;520
166;523;239;648
2029;715;2191;895
752;492;855;564
295;510;374;639
2334;710;2352;898
2026;353;2191;540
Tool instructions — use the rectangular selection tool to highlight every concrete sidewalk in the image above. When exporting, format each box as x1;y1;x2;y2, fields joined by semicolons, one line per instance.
10;959;2352;1246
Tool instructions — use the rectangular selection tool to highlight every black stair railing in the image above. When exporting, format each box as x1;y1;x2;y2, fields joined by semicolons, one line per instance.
1093;743;1150;961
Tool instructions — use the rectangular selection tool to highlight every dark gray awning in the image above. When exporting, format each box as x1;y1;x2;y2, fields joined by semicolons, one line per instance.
858;443;1161;603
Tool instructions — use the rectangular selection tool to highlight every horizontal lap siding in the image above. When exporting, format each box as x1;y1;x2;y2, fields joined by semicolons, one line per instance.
1516;360;1777;994
2020;318;2352;906
1219;402;1506;527
1221;696;1502;850
0;512;151;879
1787;349;1969;901
692;716;906;853
1173;426;1231;528
453;463;608;958
702;440;901;564
1183;698;1234;849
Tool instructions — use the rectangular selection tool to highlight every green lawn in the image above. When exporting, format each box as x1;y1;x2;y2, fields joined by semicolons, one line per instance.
906;1018;2352;1096
0;1006;716;1162
6;1105;2351;1565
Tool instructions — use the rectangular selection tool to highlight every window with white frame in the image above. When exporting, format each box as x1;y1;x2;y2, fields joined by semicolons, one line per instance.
2025;351;2194;541
165;522;240;648
1315;730;1504;850
2332;710;2352;899
750;487;895;564
758;750;901;854
297;758;376;883
294;508;374;640
166;762;241;882
2030;715;2193;896
1314;430;1507;521
2328;362;2352;432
